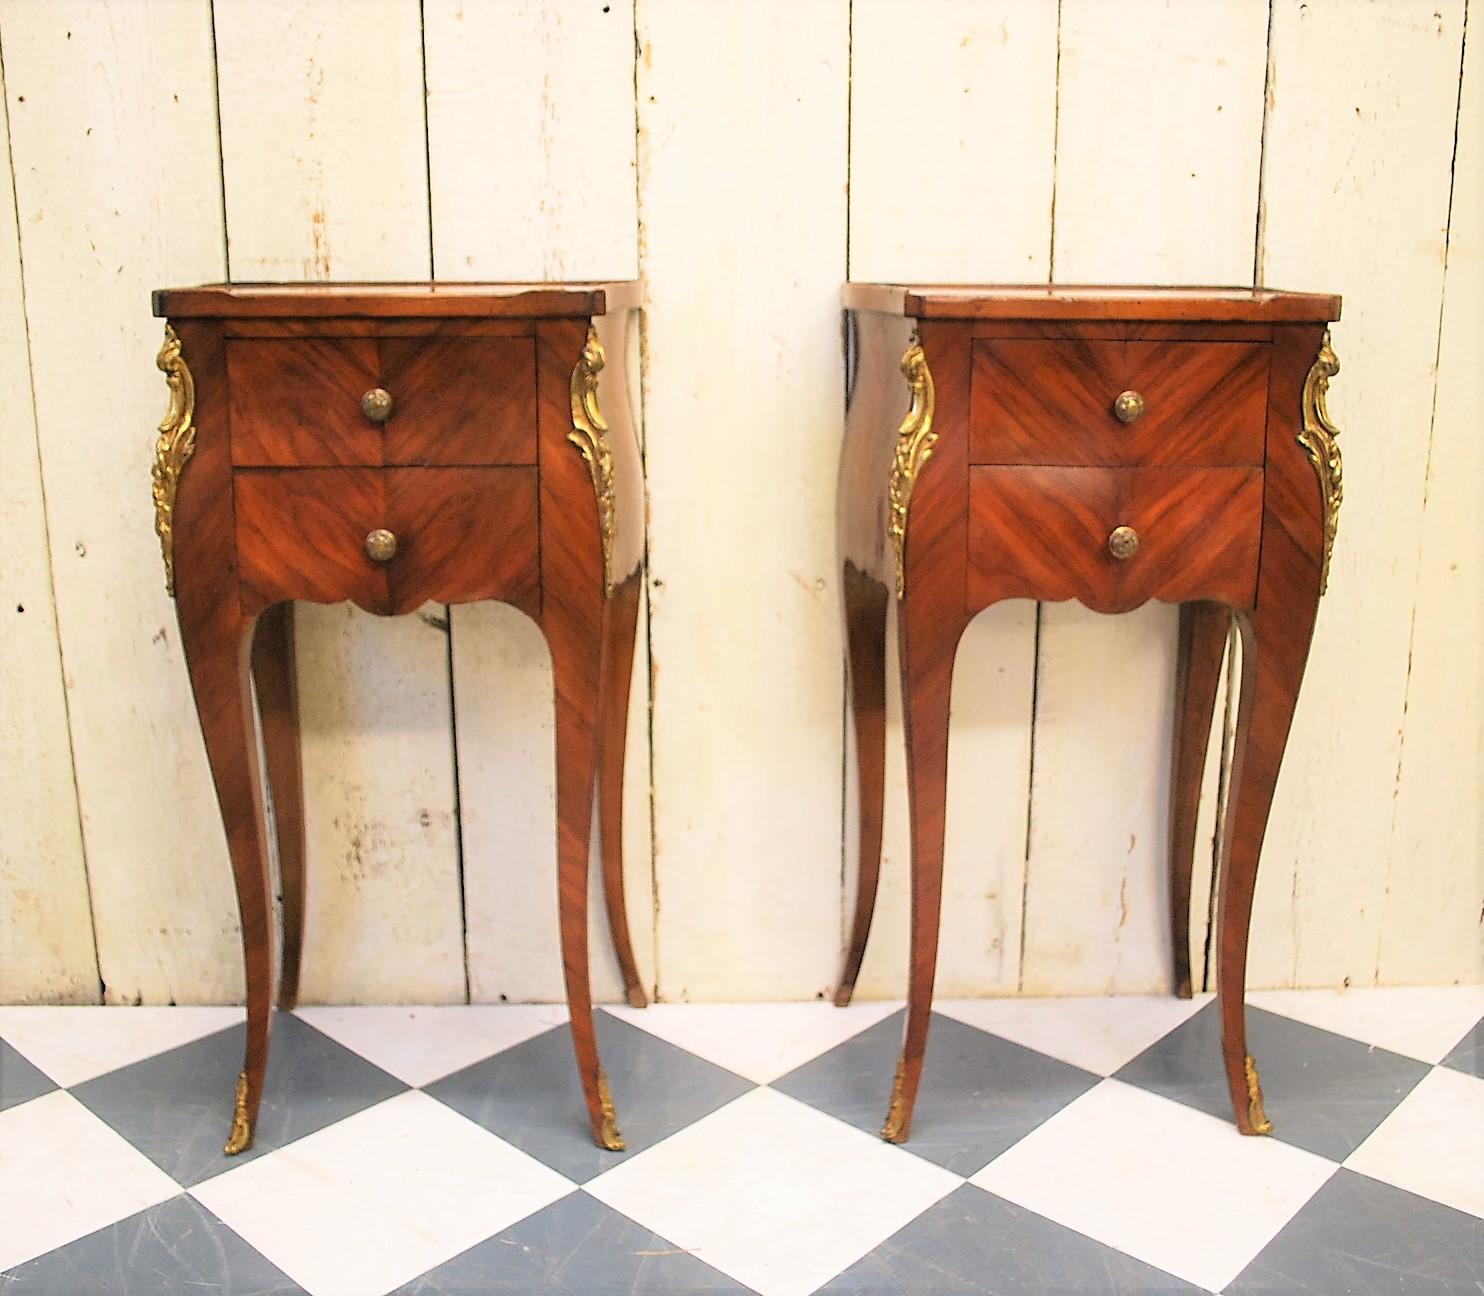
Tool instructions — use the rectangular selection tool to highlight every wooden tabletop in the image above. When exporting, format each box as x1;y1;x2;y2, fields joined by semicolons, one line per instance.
843;283;1341;323
153;281;642;319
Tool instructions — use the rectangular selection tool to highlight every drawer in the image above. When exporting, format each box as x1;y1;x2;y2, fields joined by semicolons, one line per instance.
227;336;537;468
969;339;1269;467
966;466;1261;615
234;467;540;617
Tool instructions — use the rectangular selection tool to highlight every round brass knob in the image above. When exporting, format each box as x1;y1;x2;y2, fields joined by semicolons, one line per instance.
1108;525;1140;561
1113;390;1146;424
361;387;394;424
364;528;397;563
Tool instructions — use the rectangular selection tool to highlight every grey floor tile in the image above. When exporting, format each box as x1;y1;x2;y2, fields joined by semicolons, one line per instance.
0;1039;56;1112
771;1010;1099;1176
1440;1016;1482;1080
424;1010;754;1183
0;1193;305;1295
1225;1167;1484;1295
391;1190;756;1295
71;1011;407;1187
817;1183;1208;1295
1114;1001;1429;1162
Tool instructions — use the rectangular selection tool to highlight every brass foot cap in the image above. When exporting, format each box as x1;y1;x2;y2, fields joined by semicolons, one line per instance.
224;1071;254;1155
597;1070;626;1152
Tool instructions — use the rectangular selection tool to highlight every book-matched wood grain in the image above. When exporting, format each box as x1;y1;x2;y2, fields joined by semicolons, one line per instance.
228;338;379;466
966;466;1262;614
229;335;537;468
839;290;1337;1145
161;287;642;1155
970;336;1268;467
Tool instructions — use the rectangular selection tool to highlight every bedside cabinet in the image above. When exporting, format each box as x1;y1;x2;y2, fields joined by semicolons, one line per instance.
151;283;647;1155
834;285;1343;1144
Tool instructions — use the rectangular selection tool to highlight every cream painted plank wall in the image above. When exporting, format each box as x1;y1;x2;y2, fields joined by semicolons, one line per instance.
637;0;850;1000
423;0;653;1003
213;0;466;1003
1;1;1477;1005
846;0;1054;999
1252;0;1467;989
0;53;96;1003
1021;0;1271;995
1;0;239;1003
1382;17;1482;985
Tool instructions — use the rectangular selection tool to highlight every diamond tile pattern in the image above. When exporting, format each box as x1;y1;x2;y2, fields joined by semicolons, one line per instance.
1;990;1479;1296
0;1038;56;1112
1114;999;1431;1161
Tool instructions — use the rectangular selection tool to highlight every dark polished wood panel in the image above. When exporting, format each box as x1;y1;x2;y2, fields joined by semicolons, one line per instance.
970;338;1268;466
230;336;537;468
156;281;642;318
228;338;381;467
158;282;644;1159
844;282;1341;322
384;468;540;615
966;466;1263;614
378;337;536;466
235;468;388;613
837;284;1340;1148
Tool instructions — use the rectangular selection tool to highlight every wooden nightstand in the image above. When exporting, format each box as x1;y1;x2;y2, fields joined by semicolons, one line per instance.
151;283;647;1156
835;285;1344;1143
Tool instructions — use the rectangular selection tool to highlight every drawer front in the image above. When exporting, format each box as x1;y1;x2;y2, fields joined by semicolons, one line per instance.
228;336;536;468
967;466;1261;615
969;339;1269;467
234;467;540;616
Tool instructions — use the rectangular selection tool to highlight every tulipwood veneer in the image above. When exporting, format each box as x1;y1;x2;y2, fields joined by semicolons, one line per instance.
836;284;1344;1145
151;283;648;1159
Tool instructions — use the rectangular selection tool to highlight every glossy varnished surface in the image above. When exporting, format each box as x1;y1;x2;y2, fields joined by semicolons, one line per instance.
966;466;1262;614
837;286;1341;1145
160;282;645;1155
843;283;1341;322
970;335;1269;467
154;281;641;318
227;333;537;467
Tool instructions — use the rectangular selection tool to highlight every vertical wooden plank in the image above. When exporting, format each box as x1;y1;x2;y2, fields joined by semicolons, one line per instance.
1022;0;1270;994
846;0;1057;998
1;0;239;1004
213;0;465;1003
0;53;97;1004
637;0;848;999
423;0;651;1003
1252;0;1466;988
1382;15;1481;986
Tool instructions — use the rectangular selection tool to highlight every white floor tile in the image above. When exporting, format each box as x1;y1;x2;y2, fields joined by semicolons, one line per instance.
1344;1066;1484;1218
971;1079;1336;1293
585;1086;959;1296
1247;986;1484;1064
605;1001;901;1084
293;1004;569;1087
0;1090;180;1271
936;995;1210;1076
191;1090;575;1296
0;1006;240;1087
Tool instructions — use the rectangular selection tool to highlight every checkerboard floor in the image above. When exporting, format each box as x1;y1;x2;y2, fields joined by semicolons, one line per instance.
2;989;1480;1295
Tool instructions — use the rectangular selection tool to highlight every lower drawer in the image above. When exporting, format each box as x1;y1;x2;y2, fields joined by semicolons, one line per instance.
234;467;540;617
966;466;1262;615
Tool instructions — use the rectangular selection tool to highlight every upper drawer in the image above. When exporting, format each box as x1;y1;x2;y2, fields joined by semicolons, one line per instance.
227;334;537;468
969;338;1269;467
